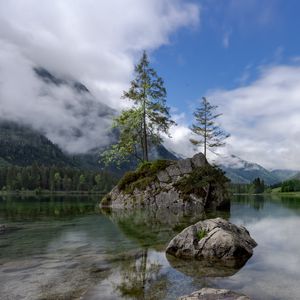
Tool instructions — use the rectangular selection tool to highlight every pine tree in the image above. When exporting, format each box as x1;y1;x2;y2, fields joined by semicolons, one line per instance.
190;97;229;158
102;51;175;165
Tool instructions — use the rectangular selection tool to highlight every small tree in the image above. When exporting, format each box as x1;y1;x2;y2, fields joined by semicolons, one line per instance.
190;97;229;158
102;51;175;165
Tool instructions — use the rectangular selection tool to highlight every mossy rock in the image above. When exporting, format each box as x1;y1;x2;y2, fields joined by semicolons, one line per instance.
118;160;172;194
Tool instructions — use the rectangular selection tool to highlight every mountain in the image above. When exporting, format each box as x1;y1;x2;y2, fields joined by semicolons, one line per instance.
0;67;178;172
218;155;282;185
0;120;178;172
270;169;299;182
0;121;75;167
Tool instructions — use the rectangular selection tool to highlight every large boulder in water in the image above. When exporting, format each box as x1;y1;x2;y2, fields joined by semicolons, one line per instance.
101;153;230;212
166;218;257;268
178;288;251;300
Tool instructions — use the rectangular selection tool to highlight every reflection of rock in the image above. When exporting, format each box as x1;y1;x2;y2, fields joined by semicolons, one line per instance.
166;218;257;268
102;207;229;249
167;254;244;277
178;288;251;300
103;153;230;211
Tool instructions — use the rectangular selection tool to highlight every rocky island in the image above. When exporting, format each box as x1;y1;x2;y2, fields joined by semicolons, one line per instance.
101;153;230;211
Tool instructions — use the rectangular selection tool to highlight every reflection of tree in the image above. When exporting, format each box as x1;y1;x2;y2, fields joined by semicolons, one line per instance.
0;196;99;220
234;194;265;211
115;248;166;299
103;208;230;250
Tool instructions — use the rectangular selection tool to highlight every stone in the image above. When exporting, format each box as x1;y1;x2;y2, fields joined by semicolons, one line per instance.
166;218;257;267
178;288;251;300
166;164;181;177
157;170;170;183
101;153;229;211
167;254;242;277
191;153;206;168
177;158;193;174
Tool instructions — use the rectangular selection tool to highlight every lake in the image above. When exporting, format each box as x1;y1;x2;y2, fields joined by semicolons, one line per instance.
1;194;300;300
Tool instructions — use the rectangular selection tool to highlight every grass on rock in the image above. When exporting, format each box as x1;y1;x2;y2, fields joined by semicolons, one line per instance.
118;160;172;194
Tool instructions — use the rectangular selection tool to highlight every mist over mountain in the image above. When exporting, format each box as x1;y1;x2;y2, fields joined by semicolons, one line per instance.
217;155;298;185
0;60;115;154
0;120;75;167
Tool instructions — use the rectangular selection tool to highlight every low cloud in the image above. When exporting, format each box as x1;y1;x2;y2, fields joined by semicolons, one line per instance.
211;64;300;169
0;0;199;153
165;63;300;169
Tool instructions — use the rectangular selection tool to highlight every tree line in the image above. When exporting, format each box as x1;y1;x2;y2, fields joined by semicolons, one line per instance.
281;179;300;192
230;178;266;194
0;165;117;192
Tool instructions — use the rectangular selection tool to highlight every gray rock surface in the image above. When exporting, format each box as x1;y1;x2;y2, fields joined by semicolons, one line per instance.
166;218;257;267
178;288;251;300
101;153;229;211
167;254;243;277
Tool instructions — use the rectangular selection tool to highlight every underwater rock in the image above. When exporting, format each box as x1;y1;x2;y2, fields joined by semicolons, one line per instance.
178;288;251;300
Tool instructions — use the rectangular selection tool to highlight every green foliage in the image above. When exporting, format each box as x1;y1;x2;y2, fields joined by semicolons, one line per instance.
190;97;229;157
251;177;265;194
197;229;207;240
101;51;175;165
281;179;300;192
0;165;117;193
0;121;74;167
175;164;230;199
118;159;172;193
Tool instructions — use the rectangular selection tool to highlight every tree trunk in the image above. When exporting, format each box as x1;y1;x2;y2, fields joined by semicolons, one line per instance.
204;98;207;159
143;97;148;161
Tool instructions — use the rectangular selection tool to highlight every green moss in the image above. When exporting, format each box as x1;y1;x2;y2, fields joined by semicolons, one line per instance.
101;194;112;206
197;229;207;240
174;164;229;200
118;159;172;194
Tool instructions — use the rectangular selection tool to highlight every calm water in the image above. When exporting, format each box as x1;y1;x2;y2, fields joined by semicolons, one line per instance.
1;194;300;300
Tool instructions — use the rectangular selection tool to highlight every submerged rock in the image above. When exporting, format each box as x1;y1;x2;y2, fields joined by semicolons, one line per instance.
167;254;243;277
101;153;230;212
166;218;257;268
178;288;251;300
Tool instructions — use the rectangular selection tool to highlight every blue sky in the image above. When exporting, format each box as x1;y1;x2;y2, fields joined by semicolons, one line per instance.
152;0;300;115
1;0;300;168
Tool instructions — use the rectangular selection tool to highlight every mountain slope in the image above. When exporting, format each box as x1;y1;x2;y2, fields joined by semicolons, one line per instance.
218;155;281;185
270;169;299;182
0;120;178;172
0;121;75;167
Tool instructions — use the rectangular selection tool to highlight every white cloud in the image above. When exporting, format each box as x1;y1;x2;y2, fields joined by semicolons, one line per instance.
165;63;300;170
0;0;199;153
210;64;300;169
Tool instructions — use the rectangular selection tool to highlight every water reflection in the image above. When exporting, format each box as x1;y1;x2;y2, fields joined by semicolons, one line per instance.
234;194;266;211
2;195;300;299
0;195;100;220
166;254;246;278
102;207;230;249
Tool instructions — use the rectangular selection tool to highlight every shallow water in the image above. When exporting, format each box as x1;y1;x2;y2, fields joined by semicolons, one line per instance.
1;194;300;300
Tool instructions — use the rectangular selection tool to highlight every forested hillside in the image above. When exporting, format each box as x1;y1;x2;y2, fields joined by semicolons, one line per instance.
0;165;117;192
0;121;75;167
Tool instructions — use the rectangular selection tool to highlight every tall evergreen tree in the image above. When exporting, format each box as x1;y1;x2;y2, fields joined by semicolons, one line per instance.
102;51;175;165
190;97;229;158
